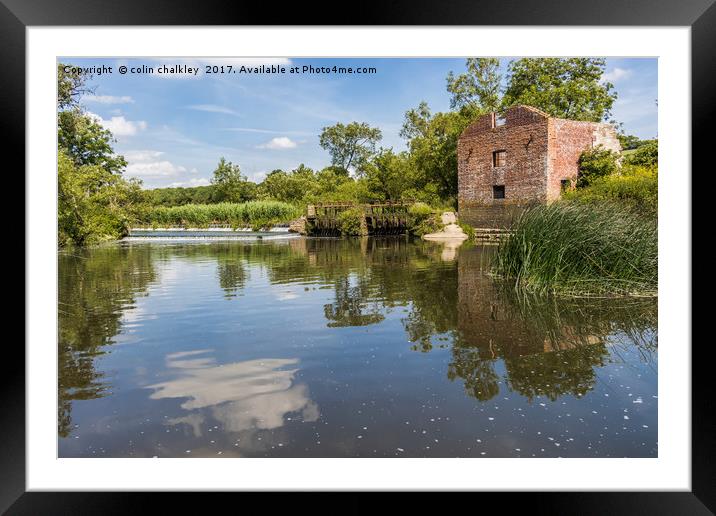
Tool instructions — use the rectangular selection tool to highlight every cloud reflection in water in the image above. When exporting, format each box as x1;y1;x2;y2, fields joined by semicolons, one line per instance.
147;350;319;435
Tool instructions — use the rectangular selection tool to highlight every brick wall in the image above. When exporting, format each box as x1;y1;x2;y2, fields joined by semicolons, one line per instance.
458;106;550;227
458;105;621;227
546;119;621;201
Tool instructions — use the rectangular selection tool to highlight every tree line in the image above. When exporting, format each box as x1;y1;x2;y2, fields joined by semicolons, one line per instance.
59;58;653;245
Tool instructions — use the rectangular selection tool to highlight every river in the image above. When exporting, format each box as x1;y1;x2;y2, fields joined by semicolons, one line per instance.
58;237;657;457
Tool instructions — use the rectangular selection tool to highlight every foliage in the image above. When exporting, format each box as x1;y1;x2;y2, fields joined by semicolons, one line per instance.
406;203;441;237
57;63;142;246
363;149;411;201
259;164;317;203
502;58;617;122
319;122;382;175
576;146;619;187
618;134;642;150
336;207;368;236
623;139;658;167
400;102;471;203
446;58;502;115
407;202;434;218
146;185;216;206
210;157;256;203
493;202;657;297
459;222;475;241
565;165;657;217
57;63;92;110
58;245;156;436
58;110;128;174
58;150;146;246
144;201;300;229
57;64;127;174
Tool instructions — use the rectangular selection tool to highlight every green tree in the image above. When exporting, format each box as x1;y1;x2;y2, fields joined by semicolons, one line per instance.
446;58;502;116
58;150;146;246
58;110;128;174
618;134;642;151
319;122;382;175
57;63;143;245
57;63;127;174
400;103;471;203
57;63;92;110
364;148;410;201
259;165;318;203
502;58;617;122
211;157;254;202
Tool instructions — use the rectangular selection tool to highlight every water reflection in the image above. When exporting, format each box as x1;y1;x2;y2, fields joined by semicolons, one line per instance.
147;351;319;434
58;246;156;437
58;238;657;457
451;247;657;402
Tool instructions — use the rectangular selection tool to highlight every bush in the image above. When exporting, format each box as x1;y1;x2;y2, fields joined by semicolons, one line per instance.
624;140;657;167
409;214;442;237
564;165;657;217
577;146;619;187
408;202;434;218
406;202;440;236
493;201;657;297
336;207;368;236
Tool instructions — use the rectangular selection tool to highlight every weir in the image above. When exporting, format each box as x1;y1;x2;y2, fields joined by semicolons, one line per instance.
306;201;412;236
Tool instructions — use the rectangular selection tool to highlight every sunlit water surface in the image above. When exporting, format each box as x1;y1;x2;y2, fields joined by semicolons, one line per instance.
58;237;657;457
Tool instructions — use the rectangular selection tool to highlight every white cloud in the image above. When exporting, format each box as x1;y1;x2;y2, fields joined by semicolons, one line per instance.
88;112;147;137
82;94;134;104
168;177;211;188
257;137;297;150
602;67;632;83
123;150;165;162
123;149;189;178
188;104;240;116
248;171;267;183
126;160;187;178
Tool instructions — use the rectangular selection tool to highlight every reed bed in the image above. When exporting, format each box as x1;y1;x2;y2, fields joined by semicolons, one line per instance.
492;201;657;297
144;201;301;229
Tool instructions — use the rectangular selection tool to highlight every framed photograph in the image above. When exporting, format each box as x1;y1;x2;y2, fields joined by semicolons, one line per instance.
9;0;710;512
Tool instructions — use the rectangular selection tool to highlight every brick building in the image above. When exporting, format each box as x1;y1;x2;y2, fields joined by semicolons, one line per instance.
457;105;621;228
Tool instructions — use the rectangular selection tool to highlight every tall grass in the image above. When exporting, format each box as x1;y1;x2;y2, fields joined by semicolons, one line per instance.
144;201;301;229
493;201;657;297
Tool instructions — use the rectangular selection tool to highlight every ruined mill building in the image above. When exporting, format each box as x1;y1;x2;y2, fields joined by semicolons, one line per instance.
457;105;621;228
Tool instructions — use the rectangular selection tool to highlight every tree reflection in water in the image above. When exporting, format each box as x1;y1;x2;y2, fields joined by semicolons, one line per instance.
58;246;156;437
58;238;657;440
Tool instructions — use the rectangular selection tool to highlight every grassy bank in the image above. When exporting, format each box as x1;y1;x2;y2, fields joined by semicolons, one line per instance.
492;201;657;297
564;165;657;218
143;201;301;230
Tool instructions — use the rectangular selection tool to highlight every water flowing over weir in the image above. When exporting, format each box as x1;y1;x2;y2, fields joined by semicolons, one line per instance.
125;227;300;242
306;201;412;236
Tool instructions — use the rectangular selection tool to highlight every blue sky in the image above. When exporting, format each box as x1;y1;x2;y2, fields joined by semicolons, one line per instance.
61;57;658;189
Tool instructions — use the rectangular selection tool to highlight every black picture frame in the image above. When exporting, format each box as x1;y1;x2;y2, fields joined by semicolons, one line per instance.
6;0;710;512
